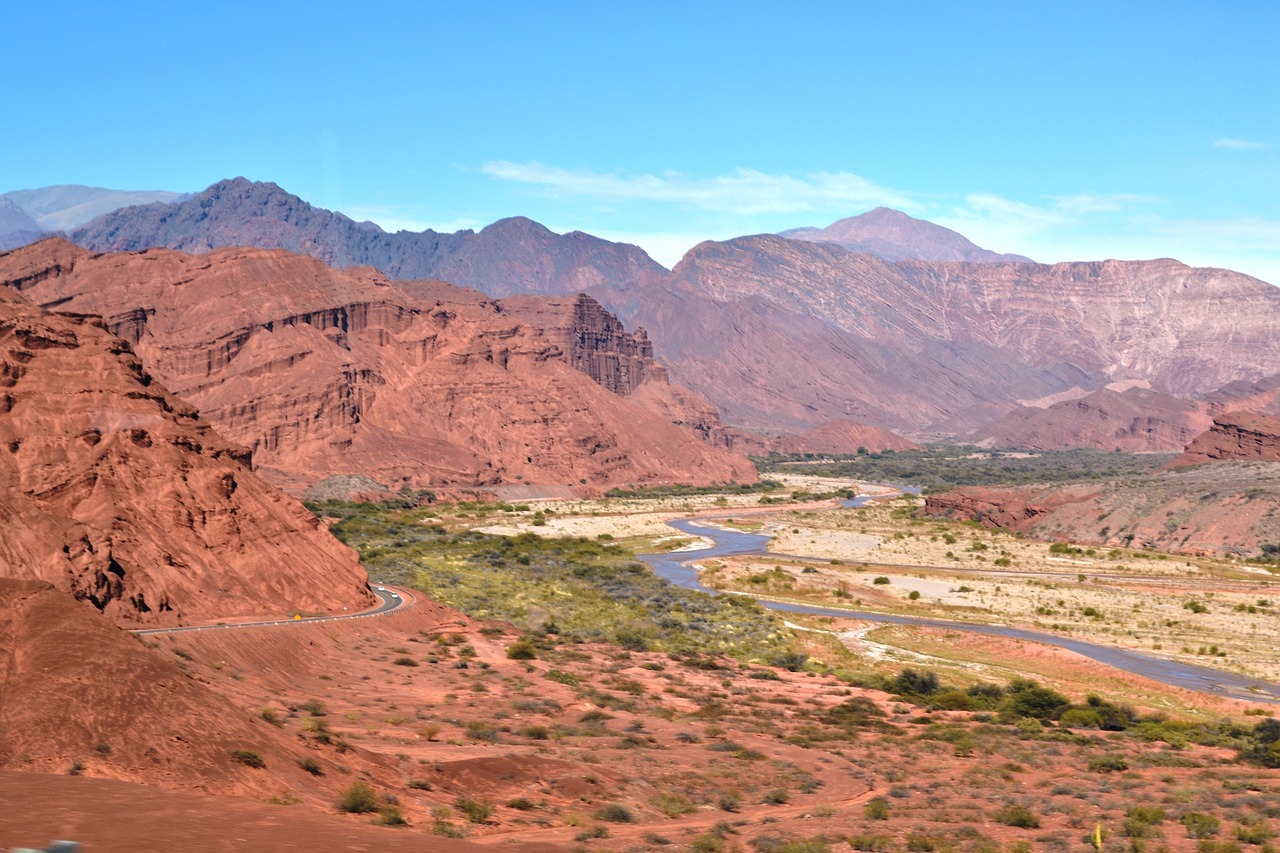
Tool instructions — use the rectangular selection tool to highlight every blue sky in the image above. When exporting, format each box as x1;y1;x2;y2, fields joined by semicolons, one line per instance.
7;2;1279;281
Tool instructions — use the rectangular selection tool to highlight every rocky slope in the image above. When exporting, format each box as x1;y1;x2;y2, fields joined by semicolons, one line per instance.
70;177;665;296
924;462;1280;558
781;207;1033;263
1169;412;1280;468
972;386;1215;452
639;236;1280;434
0;579;385;798
772;420;921;455
0;278;373;625
1;240;753;494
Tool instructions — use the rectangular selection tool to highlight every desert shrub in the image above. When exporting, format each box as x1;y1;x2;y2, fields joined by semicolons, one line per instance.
230;749;265;768
456;796;494;823
849;835;893;852
376;804;408;826
392;656;418;666
298;757;323;776
260;707;284;726
863;797;891;820
1058;708;1103;729
1182;812;1221;839
763;789;791;805
992;802;1040;828
465;720;500;742
885;668;940;698
1124;806;1167;837
596;802;637;823
506;797;538;810
872;576;890;585
1242;717;1280;767
652;793;696;817
1087;754;1130;773
506;637;538;660
1000;681;1069;719
338;780;379;813
928;689;977;711
1236;821;1275;845
825;695;887;728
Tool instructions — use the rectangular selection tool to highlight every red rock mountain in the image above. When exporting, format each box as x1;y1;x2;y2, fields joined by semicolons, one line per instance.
1169;412;1280;468
67;179;1280;448
631;236;1280;436
972;386;1215;452
1;240;753;495
0;278;373;625
923;461;1280;558
780;207;1033;263
772;420;921;455
70;177;665;297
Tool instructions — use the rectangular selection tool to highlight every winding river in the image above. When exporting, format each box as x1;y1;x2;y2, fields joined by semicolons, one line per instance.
641;508;1280;704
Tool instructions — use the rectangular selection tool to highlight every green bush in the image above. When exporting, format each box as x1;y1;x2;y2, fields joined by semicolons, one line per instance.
992;802;1040;828
1181;812;1221;839
230;749;265;768
863;797;890;820
338;781;379;813
1086;754;1129;773
596;802;637;823
506;637;538;660
455;796;494;824
376;804;408;826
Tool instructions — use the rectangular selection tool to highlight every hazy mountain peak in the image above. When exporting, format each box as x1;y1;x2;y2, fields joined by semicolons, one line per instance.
780;207;1033;264
2;184;184;231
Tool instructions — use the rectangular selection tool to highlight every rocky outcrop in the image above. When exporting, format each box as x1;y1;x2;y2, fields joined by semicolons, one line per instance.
1;240;753;495
972;387;1214;452
1169;412;1280;468
70;177;666;296
0;280;372;626
924;463;1280;558
781;207;1033;263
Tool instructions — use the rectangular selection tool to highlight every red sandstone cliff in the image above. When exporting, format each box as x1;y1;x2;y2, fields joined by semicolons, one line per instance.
1168;412;1280;468
1;240;753;494
0;281;372;625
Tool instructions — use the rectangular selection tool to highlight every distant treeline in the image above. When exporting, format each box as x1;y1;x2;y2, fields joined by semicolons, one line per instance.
753;447;1175;492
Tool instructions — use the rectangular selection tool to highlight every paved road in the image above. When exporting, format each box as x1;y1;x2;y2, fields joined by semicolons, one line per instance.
131;585;413;637
642;517;1280;704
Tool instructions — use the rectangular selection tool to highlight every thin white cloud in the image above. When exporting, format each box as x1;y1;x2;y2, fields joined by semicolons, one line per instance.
1212;138;1271;150
935;193;1280;285
481;161;918;215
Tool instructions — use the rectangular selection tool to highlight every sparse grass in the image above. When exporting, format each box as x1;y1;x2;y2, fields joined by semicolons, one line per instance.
338;781;379;814
229;750;265;768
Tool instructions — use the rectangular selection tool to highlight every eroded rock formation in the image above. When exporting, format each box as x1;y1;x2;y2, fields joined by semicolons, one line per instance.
1169;412;1280;468
0;282;372;625
1;240;753;495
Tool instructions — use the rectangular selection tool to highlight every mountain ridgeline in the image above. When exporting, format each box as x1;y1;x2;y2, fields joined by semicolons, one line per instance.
58;178;1280;450
1;239;754;496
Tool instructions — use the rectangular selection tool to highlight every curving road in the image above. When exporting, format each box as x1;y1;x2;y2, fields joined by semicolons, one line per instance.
131;585;414;637
642;516;1280;704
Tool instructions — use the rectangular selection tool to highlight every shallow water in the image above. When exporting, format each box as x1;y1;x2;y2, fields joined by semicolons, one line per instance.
641;511;1280;704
